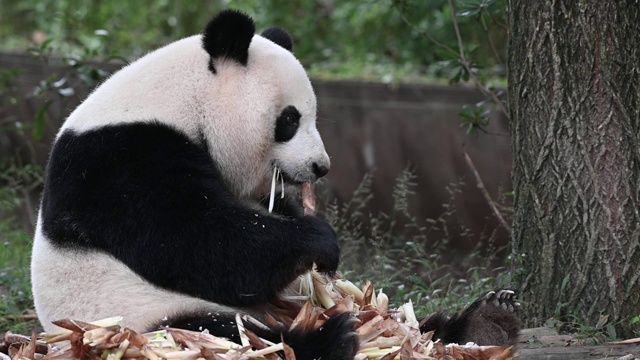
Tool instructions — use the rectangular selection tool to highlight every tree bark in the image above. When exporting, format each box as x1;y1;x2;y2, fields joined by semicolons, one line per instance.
508;0;640;337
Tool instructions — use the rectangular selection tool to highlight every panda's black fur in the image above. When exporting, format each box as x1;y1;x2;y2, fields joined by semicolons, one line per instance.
32;10;520;360
42;121;339;305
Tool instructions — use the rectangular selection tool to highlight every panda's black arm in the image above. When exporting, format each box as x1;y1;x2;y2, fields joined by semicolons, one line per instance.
41;122;340;307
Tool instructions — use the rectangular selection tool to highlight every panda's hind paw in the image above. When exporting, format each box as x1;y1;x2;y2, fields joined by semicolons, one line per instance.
480;289;519;313
457;288;521;346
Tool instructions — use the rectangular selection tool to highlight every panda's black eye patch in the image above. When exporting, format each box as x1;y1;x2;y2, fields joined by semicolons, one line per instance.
275;106;301;143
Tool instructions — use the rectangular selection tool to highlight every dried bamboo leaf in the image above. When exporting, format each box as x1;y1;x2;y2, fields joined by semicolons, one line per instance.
243;329;272;356
52;319;120;335
399;339;413;360
83;327;118;347
122;328;148;348
41;332;72;344
362;281;375;306
264;313;287;331
379;347;402;360
360;336;403;349
356;315;384;338
69;332;89;359
166;328;237;350
356;310;381;326
282;337;296;360
3;333;48;355
244;343;281;358
50;319;94;334
323;296;355;318
289;301;314;331
12;334;36;360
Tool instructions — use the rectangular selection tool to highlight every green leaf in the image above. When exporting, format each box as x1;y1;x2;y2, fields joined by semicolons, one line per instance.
33;101;51;141
435;49;458;61
457;9;480;17
560;274;570;292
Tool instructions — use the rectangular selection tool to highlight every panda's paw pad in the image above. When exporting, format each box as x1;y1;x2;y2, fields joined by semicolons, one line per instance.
458;289;522;347
482;289;519;313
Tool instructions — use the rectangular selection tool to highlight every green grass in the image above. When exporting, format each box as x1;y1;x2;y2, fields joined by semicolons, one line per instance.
0;220;36;333
0;161;41;333
326;168;513;319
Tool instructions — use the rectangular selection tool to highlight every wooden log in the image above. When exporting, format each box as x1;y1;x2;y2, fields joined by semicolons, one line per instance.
517;344;640;360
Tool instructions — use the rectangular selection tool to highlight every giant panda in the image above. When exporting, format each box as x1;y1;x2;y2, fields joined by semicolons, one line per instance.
31;10;520;360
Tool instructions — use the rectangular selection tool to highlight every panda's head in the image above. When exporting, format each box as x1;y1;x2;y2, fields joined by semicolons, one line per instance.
199;10;330;198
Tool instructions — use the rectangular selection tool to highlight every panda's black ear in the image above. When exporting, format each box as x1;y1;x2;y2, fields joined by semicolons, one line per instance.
261;27;293;52
202;10;255;70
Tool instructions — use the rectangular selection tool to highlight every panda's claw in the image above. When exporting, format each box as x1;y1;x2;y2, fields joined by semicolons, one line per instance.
496;289;513;300
482;290;496;300
478;289;519;312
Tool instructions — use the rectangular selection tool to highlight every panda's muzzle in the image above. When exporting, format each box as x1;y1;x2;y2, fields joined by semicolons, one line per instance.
312;162;329;179
277;162;329;185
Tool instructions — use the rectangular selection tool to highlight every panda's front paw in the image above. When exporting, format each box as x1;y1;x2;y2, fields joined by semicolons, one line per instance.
301;216;340;274
313;242;340;274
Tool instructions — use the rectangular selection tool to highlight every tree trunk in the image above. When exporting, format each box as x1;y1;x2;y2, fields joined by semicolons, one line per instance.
508;0;640;338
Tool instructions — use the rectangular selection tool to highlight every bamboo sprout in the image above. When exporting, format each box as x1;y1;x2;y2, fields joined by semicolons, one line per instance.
246;343;284;358
312;277;335;309
235;313;251;348
112;339;130;360
334;280;365;303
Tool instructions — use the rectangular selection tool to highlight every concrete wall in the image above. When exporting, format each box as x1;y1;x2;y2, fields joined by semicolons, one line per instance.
315;80;512;253
0;53;512;253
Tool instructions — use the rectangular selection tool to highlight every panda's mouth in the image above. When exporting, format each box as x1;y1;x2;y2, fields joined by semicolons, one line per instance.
278;169;304;185
270;162;311;185
266;165;304;213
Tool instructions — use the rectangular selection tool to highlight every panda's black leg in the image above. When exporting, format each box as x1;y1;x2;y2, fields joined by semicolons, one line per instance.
160;312;359;360
420;289;521;347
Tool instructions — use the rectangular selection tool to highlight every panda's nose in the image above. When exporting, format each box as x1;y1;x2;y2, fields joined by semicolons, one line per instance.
312;162;329;179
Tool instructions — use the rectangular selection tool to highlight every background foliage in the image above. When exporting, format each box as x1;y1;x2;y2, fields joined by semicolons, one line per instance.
0;0;507;82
